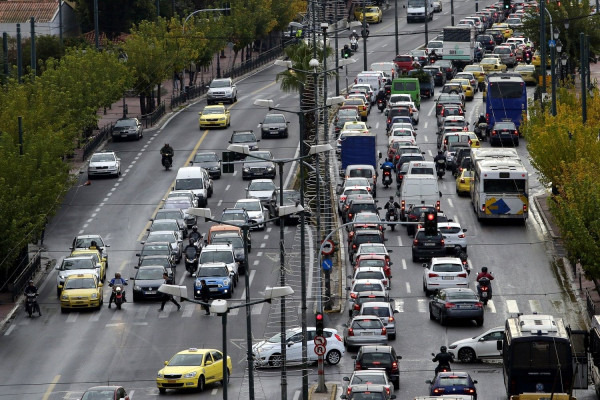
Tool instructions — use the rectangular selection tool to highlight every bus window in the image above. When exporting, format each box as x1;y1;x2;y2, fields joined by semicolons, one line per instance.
483;179;526;193
489;82;525;98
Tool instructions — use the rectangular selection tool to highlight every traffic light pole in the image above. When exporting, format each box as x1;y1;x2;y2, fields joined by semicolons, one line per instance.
315;312;326;392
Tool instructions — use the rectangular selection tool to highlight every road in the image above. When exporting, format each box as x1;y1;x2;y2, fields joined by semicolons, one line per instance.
0;0;595;399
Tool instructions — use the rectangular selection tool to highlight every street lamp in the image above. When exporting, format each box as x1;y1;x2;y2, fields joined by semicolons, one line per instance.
157;284;294;400
550;31;561;116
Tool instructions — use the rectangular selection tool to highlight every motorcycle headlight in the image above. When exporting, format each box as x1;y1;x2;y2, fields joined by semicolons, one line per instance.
184;371;198;378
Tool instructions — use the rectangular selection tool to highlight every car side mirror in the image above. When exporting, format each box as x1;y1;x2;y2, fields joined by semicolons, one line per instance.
422;263;428;268
343;376;350;382
257;139;261;142
425;379;433;384
129;276;135;280
473;380;478;384
55;265;60;270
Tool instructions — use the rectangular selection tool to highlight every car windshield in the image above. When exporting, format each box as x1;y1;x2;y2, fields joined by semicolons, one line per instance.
90;153;115;162
176;178;204;190
75;237;104;248
212;236;243;247
356;271;384;280
355;214;379;223
345;123;366;130
210;80;230;88
194;153;218;163
62;259;94;270
348;169;373;179
345;178;370;187
65;278;96;290
365;7;379;12
203;107;225;114
169;353;205;366
358;244;385;253
249;181;275;191
114;119;136;127
263;114;286;124
235;201;261;211
246;152;272;162
81;390;117;400
198;266;229;277
136;267;165;280
362;306;391;317
141;245;170;255
232;133;256;143
200;251;233;264
432;263;463;272
495;122;516;130
163;200;191;209
147;233;175;243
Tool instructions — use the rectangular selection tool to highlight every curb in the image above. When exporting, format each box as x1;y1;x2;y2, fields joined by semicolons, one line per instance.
532;193;559;239
308;383;338;400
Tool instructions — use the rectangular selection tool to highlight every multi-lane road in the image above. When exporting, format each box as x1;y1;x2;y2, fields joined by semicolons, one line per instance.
0;1;596;399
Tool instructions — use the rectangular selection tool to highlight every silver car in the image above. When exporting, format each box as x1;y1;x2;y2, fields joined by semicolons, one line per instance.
358;301;398;340
87;151;121;178
343;315;388;351
144;231;183;264
234;198;266;230
492;45;517;68
246;179;276;205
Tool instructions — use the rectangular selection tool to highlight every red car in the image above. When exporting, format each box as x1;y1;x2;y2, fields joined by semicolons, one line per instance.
354;254;392;279
80;386;130;400
394;54;418;73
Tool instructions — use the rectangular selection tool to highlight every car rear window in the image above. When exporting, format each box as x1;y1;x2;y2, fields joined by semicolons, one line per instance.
349;169;374;179
439;226;461;234
356;271;384;280
432;263;463;272
352;319;382;329
361;352;393;365
411;167;434;175
438;376;470;385
362;306;391;317
354;282;384;292
358;259;385;268
447;292;478;301
352;204;377;213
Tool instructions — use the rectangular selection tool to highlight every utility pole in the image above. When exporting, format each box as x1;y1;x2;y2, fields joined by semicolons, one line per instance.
30;17;36;79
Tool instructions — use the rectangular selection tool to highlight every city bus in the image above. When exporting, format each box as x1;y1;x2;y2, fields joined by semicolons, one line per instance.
485;74;527;131
470;158;528;221
501;314;574;396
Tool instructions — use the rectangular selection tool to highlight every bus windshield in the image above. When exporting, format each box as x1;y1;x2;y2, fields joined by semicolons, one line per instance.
483;178;526;193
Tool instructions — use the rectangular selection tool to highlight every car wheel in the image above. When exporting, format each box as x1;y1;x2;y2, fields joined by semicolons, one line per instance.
458;347;477;363
389;332;396;340
57;287;61;298
429;305;435;320
326;349;342;365
227;288;233;298
439;312;446;326
158;388;166;394
269;354;284;367
423;282;430;296
197;376;205;392
476;316;484;326
412;253;418;262
393;377;400;390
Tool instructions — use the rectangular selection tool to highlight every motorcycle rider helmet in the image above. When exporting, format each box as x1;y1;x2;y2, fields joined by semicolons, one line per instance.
189;238;195;245
28;280;34;284
352;30;356;34
481;266;488;273
440;346;447;353
389;196;394;201
192;225;198;232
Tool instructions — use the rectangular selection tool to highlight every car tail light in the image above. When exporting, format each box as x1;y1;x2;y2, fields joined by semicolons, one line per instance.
352;244;357;249
367;186;371;192
355;361;361;370
433;388;446;394
349;213;354;219
347;387;353;395
341;195;347;202
491;130;498;136
441;239;444;246
510;53;514;56
444;302;456;309
383;280;388;286
523;204;528;213
413;239;419;245
334;333;343;341
391;360;399;372
464;388;476;394
513;130;518;135
354;303;360;310
381;327;387;335
428;273;439;278
385;387;391;396
458;273;467;278
475;302;483;308
458;233;465;238
348;327;355;336
460;178;466;183
481;204;486;212
388;316;395;322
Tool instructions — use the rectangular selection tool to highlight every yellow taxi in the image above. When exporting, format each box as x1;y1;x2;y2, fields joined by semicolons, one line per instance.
157;348;233;394
463;64;486;83
479;57;507;73
59;273;103;312
464;131;481;148
514;64;537;85
450;78;474;101
198;104;230;129
70;248;106;282
531;50;551;67
492;23;513;39
341;121;370;134
455;168;473;196
343;98;369;121
354;6;383;23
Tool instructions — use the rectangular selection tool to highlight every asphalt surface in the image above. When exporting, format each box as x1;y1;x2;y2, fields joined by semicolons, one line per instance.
2;1;600;400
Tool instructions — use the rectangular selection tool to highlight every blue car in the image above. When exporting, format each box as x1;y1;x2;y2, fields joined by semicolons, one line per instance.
426;372;477;399
194;262;233;299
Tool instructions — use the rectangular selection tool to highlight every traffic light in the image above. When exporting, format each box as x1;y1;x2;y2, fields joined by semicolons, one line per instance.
316;312;324;336
503;0;511;9
222;151;235;173
424;210;438;236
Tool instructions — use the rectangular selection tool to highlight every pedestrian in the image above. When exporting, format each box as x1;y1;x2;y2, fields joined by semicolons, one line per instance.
159;272;181;312
200;279;211;315
173;72;180;92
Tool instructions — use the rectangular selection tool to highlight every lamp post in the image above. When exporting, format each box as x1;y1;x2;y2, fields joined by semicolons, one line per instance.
560;53;568;83
395;0;399;56
227;141;332;400
551;38;562;116
157;284;294;400
540;6;555;99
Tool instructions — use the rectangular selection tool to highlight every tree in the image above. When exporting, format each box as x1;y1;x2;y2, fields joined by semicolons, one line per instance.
73;0;157;38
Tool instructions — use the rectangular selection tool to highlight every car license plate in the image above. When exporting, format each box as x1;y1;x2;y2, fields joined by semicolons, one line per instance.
442;276;454;280
481;292;488;298
210;288;219;292
168;380;176;383
145;291;156;294
457;304;472;309
361;332;374;335
121;133;128;137
424;242;435;246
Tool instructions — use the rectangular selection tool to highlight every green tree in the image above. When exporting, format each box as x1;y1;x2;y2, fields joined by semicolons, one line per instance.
73;0;157;38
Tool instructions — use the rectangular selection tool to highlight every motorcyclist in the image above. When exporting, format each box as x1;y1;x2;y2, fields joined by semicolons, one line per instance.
184;238;199;257
108;272;128;308
429;50;437;63
434;150;446;171
381;159;396;172
432;346;453;375
375;89;387;106
188;225;202;243
384;196;401;211
524;46;533;64
349;30;359;41
477;114;486;125
476;266;494;297
184;238;200;273
24;280;38;295
160;143;174;165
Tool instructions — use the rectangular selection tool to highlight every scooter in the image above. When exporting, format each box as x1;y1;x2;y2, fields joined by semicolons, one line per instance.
382;167;393;188
477;277;491;305
112;284;125;310
377;99;386;112
25;293;41;317
386;208;399;231
436;159;446;179
350;38;359;52
524;52;532;65
162;154;173;170
184;246;199;276
474;122;488;141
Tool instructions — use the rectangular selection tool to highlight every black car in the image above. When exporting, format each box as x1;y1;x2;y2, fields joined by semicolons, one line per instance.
490;120;520;146
451;147;472;176
423;65;446;86
229;130;260;159
344;199;379;224
349;229;385;262
260;113;289;138
486;28;505;45
191;151;222;179
435;59;457;80
111;117;143;141
268;189;302;225
352;345;402;389
242;150;276;179
131;266;169;301
412;228;445;261
386;107;414;130
138;254;176;276
407;69;435;98
405;205;437;235
476;34;496;52
136;242;173;266
435;94;464;116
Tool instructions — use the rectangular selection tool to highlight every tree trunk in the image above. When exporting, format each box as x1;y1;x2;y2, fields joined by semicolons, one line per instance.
157;83;161;106
139;93;146;115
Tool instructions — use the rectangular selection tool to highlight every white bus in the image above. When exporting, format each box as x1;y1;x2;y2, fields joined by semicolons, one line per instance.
469;148;520;166
470;158;528;221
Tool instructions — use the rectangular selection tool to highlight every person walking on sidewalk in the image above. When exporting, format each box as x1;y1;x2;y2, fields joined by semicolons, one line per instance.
200;279;211;315
159;272;181;312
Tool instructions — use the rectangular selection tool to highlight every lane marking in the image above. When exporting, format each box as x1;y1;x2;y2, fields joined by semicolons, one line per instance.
394;299;404;313
256;251;263;257
529;299;542;314
405;282;411;293
397;236;403;247
42;375;61;400
487;300;497;313
447;198;454;208
506;299;519;314
4;324;15;336
402;259;407;270
417;298;428;313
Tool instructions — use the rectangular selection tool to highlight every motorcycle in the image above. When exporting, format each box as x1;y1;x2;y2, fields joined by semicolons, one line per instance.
431;353;452;375
112;284;125;310
474;122;488;141
350;38;359;52
524;51;532;64
477;277;492;305
386;207;399;231
382;167;393;188
184;246;199;276
25;293;41;317
377;99;386;112
162;153;173;170
454;246;469;274
436;159;446;179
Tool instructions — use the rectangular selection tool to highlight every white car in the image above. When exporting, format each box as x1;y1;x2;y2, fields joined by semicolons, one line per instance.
70;234;109;264
389;129;417;146
354;243;390;262
234;198;266;230
246;179;276;205
448;326;504;362
438;221;468;252
422;257;469;295
343;370;393;396
338;186;370;214
87;151;121;178
55;256;101;297
350;266;389;289
252;327;345;367
388;101;419;123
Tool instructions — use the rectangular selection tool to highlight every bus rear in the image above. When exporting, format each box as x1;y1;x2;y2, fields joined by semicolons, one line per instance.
485;74;527;131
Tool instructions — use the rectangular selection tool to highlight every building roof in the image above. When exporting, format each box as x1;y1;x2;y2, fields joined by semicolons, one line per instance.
0;0;67;24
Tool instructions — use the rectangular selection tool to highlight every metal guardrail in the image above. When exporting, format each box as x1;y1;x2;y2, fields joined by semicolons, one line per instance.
142;101;166;128
8;250;42;302
170;84;207;110
81;122;114;161
223;46;284;79
586;287;596;318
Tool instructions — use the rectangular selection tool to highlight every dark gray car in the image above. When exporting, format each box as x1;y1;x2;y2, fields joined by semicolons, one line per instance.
429;287;484;326
229;130;260;159
111;117;143;141
242;150;276;180
260;114;289;139
191;151;221;179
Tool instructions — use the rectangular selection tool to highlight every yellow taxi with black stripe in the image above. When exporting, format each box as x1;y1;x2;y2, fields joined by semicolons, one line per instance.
531;50;551;67
70;248;106;282
464;131;481;148
157;348;233;394
343;98;369;121
450;78;474;101
59;273;103;312
514;64;537;85
354;6;383;23
198;104;230;129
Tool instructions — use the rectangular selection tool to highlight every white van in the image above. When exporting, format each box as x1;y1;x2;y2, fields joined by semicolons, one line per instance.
174;166;212;207
355;72;384;99
406;161;436;177
399;175;441;220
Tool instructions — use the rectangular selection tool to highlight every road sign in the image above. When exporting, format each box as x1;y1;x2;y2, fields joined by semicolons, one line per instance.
321;239;335;255
322;258;333;272
314;344;326;356
314;335;326;346
549;39;556;47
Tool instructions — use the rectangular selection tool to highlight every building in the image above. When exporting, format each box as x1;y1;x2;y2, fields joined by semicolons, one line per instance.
0;0;78;39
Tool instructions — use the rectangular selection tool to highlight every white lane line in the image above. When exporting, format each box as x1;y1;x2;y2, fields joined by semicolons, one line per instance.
106;192;112;197
225;184;231;191
218;200;223;206
506;299;519;314
417;298;428;313
106;323;124;327
263;235;269;240
397;236;403;247
394;299;404;313
114;183;120;187
428;106;435;117
405;282;411;293
267;227;272;233
424;121;428;129
110;187;116;192
132;322;148;325
103;198;109;202
529;299;542;314
382;43;388;47
111;312;122;321
136;305;150;320
233;171;238;176
66;313;78;323
158;307;172;318
257;251;263;257
95;208;101;212
447;198;454;208
79;229;85;234
376;122;380;129
487;300;497;313
89;312;101;322
182;304;195;318
260;243;266;248
131;160;136;165
424;136;429;142
252;303;264;315
82;224;88;229
4;325;15;336
86;218;93;223
238;270;256;307
253;260;259;266
402;259;407;270
91;213;97;218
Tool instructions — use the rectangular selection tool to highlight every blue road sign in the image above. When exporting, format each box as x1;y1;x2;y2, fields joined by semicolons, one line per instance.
549;39;556;47
322;258;333;272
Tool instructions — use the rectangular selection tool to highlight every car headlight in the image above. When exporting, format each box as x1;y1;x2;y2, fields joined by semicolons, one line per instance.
266;166;274;171
61;294;68;300
134;285;141;291
243;167;250;172
91;293;98;299
184;371;198;378
157;372;164;378
448;344;457;349
223;279;230;286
